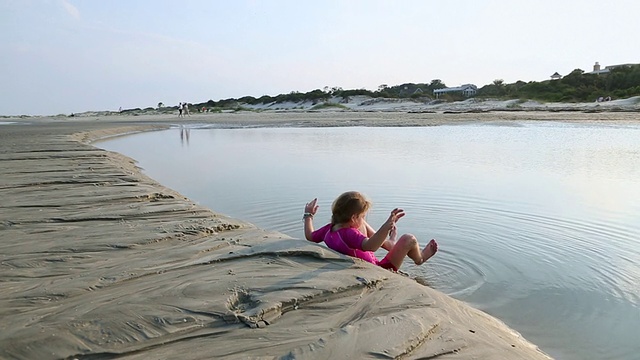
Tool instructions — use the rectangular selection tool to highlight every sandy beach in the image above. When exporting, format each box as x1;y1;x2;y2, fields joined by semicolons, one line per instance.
4;108;637;359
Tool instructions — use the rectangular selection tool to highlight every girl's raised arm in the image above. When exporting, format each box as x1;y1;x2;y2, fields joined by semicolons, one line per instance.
303;198;319;241
361;208;405;251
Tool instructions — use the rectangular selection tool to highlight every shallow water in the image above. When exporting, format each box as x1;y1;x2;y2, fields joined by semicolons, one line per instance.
98;121;640;360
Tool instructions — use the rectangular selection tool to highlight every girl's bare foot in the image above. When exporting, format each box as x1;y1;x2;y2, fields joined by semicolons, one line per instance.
421;239;438;263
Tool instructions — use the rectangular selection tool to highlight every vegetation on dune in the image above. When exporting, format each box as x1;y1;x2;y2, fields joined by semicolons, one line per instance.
478;64;640;102
114;65;640;114
192;65;639;111
191;80;449;111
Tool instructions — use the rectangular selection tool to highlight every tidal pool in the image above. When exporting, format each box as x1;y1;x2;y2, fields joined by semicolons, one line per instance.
98;121;640;360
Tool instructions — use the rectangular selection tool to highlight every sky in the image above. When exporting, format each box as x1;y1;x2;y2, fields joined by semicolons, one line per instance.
1;0;639;115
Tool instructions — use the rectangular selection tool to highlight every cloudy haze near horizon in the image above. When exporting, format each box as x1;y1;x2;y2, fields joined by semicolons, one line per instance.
1;0;638;115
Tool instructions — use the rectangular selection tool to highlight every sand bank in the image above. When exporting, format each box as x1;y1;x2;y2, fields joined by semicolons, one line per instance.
0;112;599;359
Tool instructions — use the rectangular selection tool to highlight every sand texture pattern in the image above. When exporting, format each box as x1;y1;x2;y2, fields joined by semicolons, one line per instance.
0;117;554;359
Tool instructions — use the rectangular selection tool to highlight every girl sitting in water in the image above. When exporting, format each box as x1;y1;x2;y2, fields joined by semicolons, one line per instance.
303;191;438;271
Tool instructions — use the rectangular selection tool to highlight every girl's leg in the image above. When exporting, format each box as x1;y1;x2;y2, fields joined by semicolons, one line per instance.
382;234;438;269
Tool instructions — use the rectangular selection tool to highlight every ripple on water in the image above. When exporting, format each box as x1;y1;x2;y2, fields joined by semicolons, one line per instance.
417;193;635;294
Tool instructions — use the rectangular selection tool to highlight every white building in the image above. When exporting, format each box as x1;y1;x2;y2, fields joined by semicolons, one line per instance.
433;84;477;98
586;61;638;75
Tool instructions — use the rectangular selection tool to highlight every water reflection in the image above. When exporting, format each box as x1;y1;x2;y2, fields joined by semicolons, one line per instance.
179;126;190;146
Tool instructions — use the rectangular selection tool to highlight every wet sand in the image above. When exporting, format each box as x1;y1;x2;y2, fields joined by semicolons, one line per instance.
6;110;630;359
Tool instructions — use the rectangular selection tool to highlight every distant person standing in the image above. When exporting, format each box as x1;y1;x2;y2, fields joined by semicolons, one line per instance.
183;102;190;116
178;102;183;118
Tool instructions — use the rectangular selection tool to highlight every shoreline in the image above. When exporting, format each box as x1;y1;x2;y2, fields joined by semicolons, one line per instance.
3;112;621;359
4;107;640;130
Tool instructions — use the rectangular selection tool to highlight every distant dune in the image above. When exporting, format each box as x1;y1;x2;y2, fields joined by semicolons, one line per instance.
22;96;636;119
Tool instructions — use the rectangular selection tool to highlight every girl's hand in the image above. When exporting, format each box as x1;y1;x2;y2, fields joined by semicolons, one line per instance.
385;208;405;228
305;198;319;215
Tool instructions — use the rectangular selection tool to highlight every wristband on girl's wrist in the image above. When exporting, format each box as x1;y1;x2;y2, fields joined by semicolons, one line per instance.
303;212;314;219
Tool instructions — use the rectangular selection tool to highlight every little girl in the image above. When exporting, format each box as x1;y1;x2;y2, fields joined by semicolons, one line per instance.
303;191;437;272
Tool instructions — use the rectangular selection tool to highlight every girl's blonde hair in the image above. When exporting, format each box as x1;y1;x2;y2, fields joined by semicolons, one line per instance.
331;191;371;225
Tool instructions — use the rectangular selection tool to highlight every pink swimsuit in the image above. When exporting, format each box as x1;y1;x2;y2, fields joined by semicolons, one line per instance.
311;224;377;264
310;224;397;271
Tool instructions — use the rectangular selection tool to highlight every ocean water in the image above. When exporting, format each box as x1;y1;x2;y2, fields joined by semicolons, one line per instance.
98;122;640;360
